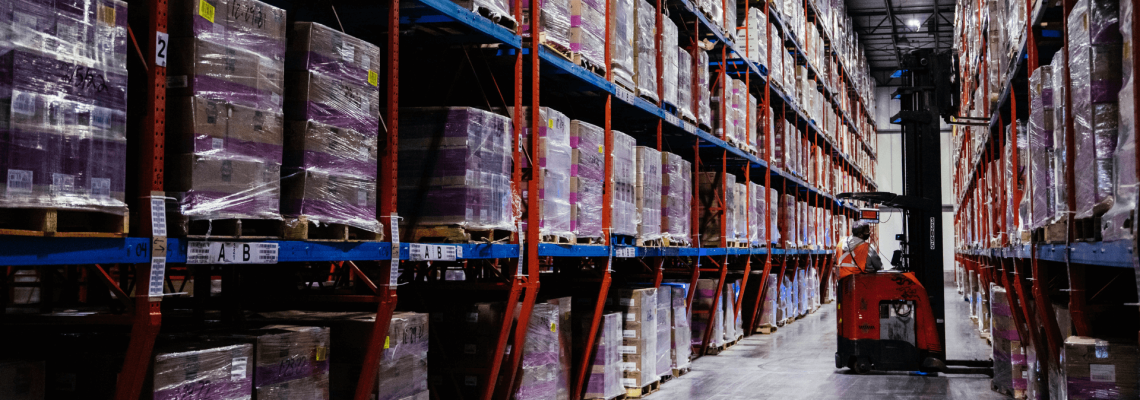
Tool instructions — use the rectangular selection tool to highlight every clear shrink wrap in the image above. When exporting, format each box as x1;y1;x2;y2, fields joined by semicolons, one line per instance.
698;0;723;34
1051;51;1070;222
1104;0;1137;241
452;0;512;25
732;79;748;149
722;283;735;342
223;325;331;399
1069;0;1123;218
612;130;638;236
571;120;606;240
749;94;758;152
152;343;254;400
584;312;624;399
712;75;735;141
571;0;607;71
1029;66;1055;229
616;288;658;388
778;193;796;247
515;303;561;400
547;297;573;400
667;285;692;370
757;273;778;327
1059;337;1139;399
990;285;1026;397
697;171;735;246
749;182;765;246
662;152;692;245
769;24;783;89
516;107;574;241
168;0;286;222
283;22;383;235
732;182;748;244
738;8;767;65
723;0;736;42
769;187;779;246
677;47;696;122
691;279;724;347
0;0;129;216
663;19;679;107
634;0;658;101
697;50;712;128
516;0;573;54
655;290;672;379
636;147;663;243
399;108;516;233
609;0;636;90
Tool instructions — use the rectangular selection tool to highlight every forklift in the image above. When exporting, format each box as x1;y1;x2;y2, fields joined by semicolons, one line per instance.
834;49;992;376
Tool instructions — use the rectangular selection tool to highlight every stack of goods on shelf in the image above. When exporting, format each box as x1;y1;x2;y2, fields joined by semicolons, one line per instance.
583;312;624;400
152;343;254;399
654;290;672;381
1105;0;1139;241
451;0;512;24
698;171;735;247
634;0;657;102
0;0;129;222
778;194;797;248
738;8;768;66
691;279;725;348
722;282;736;343
783;43;796;101
398;108;515;239
224;326;332;398
769;25;783;91
615;288;658;394
712;76;737;143
612;131;638;237
1028;66;1055;233
696;0;722;35
768;187;780;246
282;22;383;239
570;0;606;72
990;285;1026;399
430;302;505;398
516;0;572;55
549;297;573;399
663;19;679;109
732;182;748;246
757;273;779;329
514;303;565;400
749;182;765;247
661;152;692;246
1057;337;1139;399
1069;0;1123;226
635;147;663;245
1050;52;1069;237
519;107;574;243
168;0;286;228
677;48;696;123
571;120;606;243
610;0;635;91
697;51;712;130
665;285;691;373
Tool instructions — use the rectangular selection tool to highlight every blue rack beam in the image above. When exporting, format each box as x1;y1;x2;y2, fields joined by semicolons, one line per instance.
955;241;1136;269
401;0;522;48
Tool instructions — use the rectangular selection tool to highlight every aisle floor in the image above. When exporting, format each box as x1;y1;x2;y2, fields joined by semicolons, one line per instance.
648;275;1010;400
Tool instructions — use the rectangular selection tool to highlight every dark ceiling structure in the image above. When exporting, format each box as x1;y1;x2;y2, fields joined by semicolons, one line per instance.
846;0;956;85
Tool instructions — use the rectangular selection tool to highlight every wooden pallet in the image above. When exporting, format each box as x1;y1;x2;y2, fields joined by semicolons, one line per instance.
473;4;518;31
681;115;698;126
1074;215;1102;241
660;236;691;247
541;233;576;244
408;225;513;243
533;34;573;61
0;208;128;238
726;240;748;248
990;381;1025;399
178;218;283;239
706;339;738;355
1043;219;1068;243
625;380;660;398
572;53;607;77
576;236;606;245
755;324;777;334
659;373;673;384
282;216;382;242
671;366;691;378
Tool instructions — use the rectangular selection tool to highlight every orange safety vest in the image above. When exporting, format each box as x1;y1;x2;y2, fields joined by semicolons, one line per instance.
836;240;870;280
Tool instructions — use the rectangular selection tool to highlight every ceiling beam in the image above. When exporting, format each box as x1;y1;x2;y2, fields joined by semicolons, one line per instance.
884;0;904;68
848;5;954;17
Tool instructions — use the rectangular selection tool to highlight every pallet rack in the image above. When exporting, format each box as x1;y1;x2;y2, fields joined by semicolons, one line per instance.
952;0;1140;393
0;0;878;398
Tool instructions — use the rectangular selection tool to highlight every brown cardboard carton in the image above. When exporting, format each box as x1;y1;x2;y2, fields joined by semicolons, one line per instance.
222;0;287;41
228;103;284;148
168;96;228;153
288;22;381;75
1061;336;1140;399
168;38;260;95
175;154;279;194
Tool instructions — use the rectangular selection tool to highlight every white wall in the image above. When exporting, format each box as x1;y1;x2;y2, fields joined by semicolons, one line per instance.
871;86;956;271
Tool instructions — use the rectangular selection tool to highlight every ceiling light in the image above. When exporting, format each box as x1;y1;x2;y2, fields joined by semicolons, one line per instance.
907;19;921;31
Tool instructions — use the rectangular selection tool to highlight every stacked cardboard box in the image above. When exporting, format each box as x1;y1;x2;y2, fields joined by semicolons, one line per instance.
1059;337;1139;399
635;147;663;243
224;326;331;399
691;279;725;348
677;48;696;122
168;0;286;222
518;107;574;241
757;273;779;327
664;285;692;371
612;131;638;236
749;182;765;247
516;0;572;55
731;182;748;245
777;194;796;248
697;50;712;128
282;22;383;236
662;152;692;245
398;108;515;233
549;297;573;400
571;0;607;71
571;120;606;241
0;0;129;216
633;0;658;101
1069;0;1123;219
584;312;624;399
697;171;736;246
152;342;254;400
655;289;673;379
738;8;767;65
990;285;1026;398
515;303;561;400
723;281;736;342
615;288;658;391
662;18;679;107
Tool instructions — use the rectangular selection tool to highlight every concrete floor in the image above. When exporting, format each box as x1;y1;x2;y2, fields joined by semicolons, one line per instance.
648;276;1011;400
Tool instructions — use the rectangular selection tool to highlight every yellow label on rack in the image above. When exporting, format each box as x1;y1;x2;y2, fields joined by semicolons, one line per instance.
384;336;390;349
199;0;215;23
368;70;379;87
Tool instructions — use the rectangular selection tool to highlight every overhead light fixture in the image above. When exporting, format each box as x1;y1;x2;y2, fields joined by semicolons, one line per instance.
906;18;922;31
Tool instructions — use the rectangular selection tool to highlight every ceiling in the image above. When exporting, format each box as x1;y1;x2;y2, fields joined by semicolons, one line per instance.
844;0;955;84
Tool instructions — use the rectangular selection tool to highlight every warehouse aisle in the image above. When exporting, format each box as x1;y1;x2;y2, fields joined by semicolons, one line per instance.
649;276;1007;400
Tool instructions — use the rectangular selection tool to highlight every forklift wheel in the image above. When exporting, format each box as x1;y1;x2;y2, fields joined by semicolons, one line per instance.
853;358;872;374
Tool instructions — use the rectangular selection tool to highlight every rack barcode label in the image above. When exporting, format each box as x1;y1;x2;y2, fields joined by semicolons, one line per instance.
1090;364;1115;383
150;198;167;237
615;88;635;104
12;91;35;116
615;247;636;258
186;242;278;264
230;357;247;380
410;243;458;261
148;257;166;297
6;169;32;194
389;215;400;286
90;178;111;198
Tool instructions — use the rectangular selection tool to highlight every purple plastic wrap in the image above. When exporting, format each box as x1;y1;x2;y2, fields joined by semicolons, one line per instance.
655;290;672;379
515;303;561;400
571;120;605;240
697;50;711;128
738;8;767;65
1070;0;1123;218
732;182;747;244
617;288;657;388
0;0;129;216
634;0;657;102
990;285;1027;396
1029;66;1055;229
612;130;638;236
757;273;778;327
153;343;254;400
399;107;516;232
663;18;679;107
636;146;662;242
287;22;380;89
677;48;696;122
584;312;623;399
1104;0;1137;241
1060;337;1139;399
547;297;572;400
224;325;331;399
517;107;574;241
662;151;692;246
516;0;572;55
571;0;606;71
609;0;635;91
1052;50;1071;222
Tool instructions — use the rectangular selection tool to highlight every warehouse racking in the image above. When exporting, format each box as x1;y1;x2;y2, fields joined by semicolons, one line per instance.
952;0;1140;393
0;0;879;399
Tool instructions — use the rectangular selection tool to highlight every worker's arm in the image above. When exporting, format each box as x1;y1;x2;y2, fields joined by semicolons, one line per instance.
866;245;883;272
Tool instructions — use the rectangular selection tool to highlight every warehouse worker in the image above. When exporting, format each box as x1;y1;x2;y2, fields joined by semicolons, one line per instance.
836;221;882;280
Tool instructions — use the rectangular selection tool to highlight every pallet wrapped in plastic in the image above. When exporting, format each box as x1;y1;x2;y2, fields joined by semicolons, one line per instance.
616;288;658;389
712;75;736;142
749;94;758;152
722;281;736;341
516;0;573;55
634;0;658;102
732;79;749;149
609;0;636;91
153;343;254;400
452;0;512;25
698;0;723;34
691;279;725;348
723;0;736;41
663;18;679;107
1058;337;1139;399
655;290;673;379
697;171;735;246
612;130;638;236
990;285;1026;398
677;48;696;122
1051;51;1070;223
635;147;663;243
547;297;573;400
777;193;796;247
662;152;692;245
517;107;574;241
749;182;765;246
515;303;561;400
168;0;286;221
571;120;605;241
222;325;331;399
769;187;780;246
571;0;607;71
1105;0;1138;241
584;312;624;399
757;273;778;327
738;8;767;64
769;24;783;89
399;108;516;233
0;0;129;216
732;182;748;244
697;50;712;128
1028;66;1055;229
1069;0;1123;218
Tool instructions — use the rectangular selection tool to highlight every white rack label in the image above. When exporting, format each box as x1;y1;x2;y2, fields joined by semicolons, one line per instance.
148;257;166;297
682;120;696;134
150;198;167;237
665;113;679;126
1090;364;1116;383
615;87;636;104
187;242;278;264
230;357;248;380
517;221;525;276
389;215;400;286
615;247;636;258
409;243;458;261
155;31;168;67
